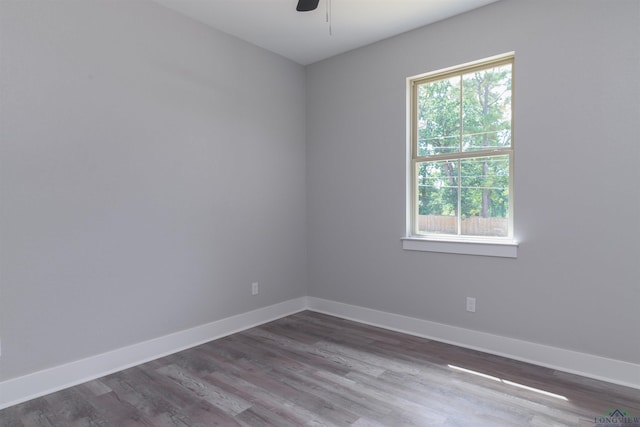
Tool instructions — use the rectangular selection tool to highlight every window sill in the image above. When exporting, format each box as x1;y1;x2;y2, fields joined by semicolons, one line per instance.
402;236;518;258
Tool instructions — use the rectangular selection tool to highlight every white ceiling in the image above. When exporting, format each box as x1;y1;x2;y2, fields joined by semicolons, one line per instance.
152;0;500;65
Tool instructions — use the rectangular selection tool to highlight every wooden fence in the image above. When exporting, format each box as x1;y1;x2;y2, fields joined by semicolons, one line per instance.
417;215;508;237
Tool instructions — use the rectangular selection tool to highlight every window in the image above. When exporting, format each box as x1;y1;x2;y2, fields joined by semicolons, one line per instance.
405;53;516;256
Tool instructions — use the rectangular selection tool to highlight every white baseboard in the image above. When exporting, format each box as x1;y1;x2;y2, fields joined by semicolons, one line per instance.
0;297;307;410
2;295;638;410
306;297;640;390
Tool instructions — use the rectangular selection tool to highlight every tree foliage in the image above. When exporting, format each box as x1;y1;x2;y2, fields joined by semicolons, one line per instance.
416;65;512;227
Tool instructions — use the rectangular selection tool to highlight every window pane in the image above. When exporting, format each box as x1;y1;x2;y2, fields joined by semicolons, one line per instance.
417;76;460;157
460;155;509;237
462;64;512;152
416;160;459;235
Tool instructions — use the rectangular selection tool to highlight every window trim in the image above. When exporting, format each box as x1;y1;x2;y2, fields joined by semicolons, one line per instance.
401;237;518;258
404;53;517;257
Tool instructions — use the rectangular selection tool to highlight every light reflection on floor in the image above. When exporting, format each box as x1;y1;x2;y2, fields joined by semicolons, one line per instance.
448;364;569;401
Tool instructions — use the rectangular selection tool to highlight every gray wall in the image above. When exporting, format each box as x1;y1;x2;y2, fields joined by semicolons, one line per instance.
0;0;307;380
306;0;640;364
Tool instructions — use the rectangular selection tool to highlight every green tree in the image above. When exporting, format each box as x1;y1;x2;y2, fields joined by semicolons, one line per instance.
416;65;511;225
461;67;511;218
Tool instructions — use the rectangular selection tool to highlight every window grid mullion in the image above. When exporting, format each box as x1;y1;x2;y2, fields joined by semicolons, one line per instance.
413;147;512;163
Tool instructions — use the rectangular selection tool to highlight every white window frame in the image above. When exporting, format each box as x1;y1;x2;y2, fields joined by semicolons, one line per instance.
403;53;518;258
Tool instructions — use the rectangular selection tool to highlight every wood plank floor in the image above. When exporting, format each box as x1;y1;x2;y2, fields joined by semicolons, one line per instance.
1;311;639;426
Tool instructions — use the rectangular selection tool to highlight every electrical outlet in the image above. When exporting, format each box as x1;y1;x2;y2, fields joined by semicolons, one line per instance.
251;282;259;295
466;297;476;313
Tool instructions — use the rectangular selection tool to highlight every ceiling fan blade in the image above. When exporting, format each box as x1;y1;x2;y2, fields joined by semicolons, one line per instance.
296;0;320;12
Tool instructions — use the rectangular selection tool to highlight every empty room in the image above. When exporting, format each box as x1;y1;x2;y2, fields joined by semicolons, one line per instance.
1;0;639;425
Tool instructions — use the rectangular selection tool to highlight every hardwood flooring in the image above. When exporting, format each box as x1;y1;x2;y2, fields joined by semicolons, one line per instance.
1;311;638;426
